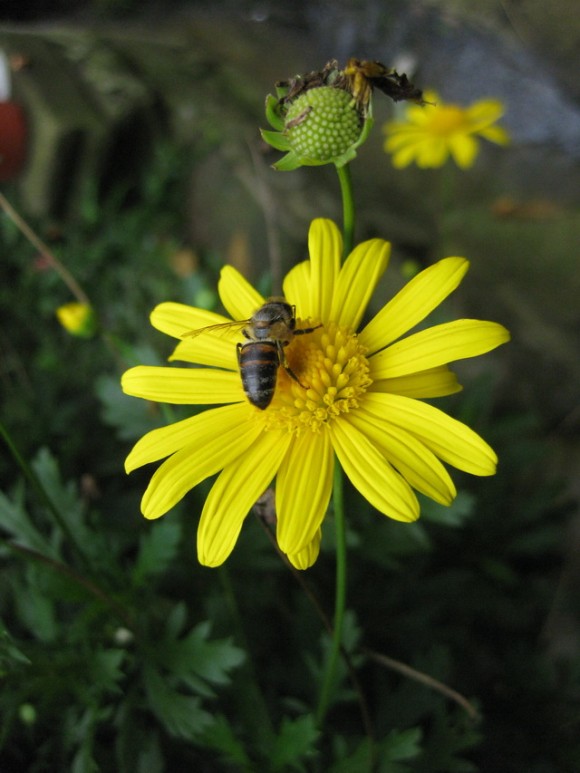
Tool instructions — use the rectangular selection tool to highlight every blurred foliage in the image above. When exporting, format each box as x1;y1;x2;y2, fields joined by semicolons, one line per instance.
1;141;579;773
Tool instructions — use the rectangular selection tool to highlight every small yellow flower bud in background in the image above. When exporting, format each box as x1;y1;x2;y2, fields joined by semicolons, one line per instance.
55;302;97;338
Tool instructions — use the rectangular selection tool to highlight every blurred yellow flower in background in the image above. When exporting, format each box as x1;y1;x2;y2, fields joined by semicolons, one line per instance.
122;219;509;570
383;90;509;169
55;302;97;338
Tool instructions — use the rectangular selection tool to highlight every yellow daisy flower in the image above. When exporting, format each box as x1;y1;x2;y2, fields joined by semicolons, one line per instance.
122;219;509;570
383;90;510;169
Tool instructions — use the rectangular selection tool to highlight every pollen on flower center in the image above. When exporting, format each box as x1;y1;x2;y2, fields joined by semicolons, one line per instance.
428;106;469;135
262;321;372;433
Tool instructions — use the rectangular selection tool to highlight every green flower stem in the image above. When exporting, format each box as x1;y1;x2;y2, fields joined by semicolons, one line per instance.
0;418;91;573
336;163;355;256
315;163;355;727
315;463;347;727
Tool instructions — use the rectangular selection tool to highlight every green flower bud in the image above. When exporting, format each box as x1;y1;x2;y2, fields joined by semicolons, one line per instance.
261;60;374;171
284;87;362;163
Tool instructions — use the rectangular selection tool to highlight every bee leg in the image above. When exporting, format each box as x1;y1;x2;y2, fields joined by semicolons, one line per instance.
293;323;322;336
283;362;307;389
277;341;307;389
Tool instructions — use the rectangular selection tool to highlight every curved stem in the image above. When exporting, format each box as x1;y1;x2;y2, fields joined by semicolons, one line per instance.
0;191;90;306
335;163;355;257
315;463;347;726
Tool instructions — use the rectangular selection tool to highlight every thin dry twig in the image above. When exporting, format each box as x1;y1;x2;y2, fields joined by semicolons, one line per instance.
0;191;90;305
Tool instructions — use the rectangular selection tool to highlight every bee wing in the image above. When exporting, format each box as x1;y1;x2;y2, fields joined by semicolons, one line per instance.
181;319;249;340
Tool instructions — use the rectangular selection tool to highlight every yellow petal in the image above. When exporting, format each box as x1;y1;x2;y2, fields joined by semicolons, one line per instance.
330;238;390;330
479;125;510;145
283;260;310;319
449;134;479;169
370;319;510;379
121;366;244;404
466;98;505;127
125;403;252;472
360;257;469;353
168;338;238;370
306;218;342;321
349;410;456;505
197;430;293;567
140;405;263;519
329;419;419;522
417;137;448;168
362;392;497;476
371;366;462;398
276;428;334;554
287;530;321;570
150;302;230;339
389;143;420;168
218;265;265;320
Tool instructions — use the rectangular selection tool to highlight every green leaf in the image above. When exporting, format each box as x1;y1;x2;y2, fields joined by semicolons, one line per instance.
132;519;182;585
13;570;59;642
144;665;213;740
270;714;319;772
379;728;423;772
165;601;188;639
421;491;476;527
202;714;254;771
0;486;57;557
0;622;30;672
329;738;373;773
31;448;94;555
89;648;126;696
164;619;245;696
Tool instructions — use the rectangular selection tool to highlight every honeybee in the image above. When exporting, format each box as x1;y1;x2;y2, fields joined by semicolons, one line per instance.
343;58;427;113
184;298;320;410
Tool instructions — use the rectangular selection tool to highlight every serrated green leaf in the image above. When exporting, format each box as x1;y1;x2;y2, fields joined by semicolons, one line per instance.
132;519;182;585
30;448;95;555
379;728;423;772
13;571;59;643
165;601;188;639
163;619;245;695
329;738;373;773
0;487;56;557
202;714;253;771
32;448;84;524
144;665;213;740
89;648;126;695
421;491;476;527
270;714;319;772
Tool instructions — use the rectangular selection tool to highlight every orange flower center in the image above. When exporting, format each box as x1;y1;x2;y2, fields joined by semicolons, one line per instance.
261;320;372;433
